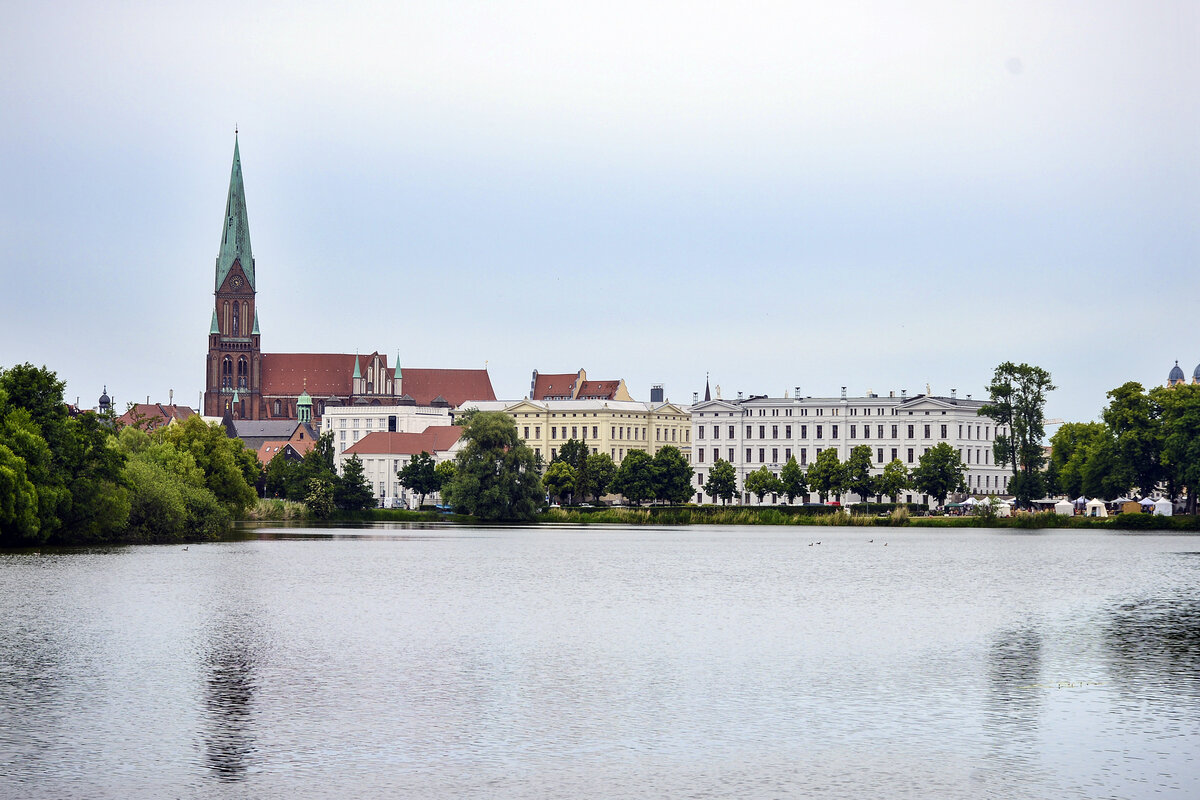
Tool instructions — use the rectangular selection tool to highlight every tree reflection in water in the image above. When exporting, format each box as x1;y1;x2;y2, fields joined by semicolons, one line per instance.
1104;594;1200;702
985;625;1044;764
201;613;259;782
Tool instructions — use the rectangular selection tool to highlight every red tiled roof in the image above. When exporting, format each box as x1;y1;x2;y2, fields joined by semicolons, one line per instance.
401;368;495;406
577;380;619;399
256;438;316;465
260;353;363;396
532;372;580;399
343;427;463;457
117;403;196;429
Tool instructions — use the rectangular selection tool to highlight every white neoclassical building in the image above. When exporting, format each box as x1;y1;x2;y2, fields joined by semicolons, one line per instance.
322;402;454;463
690;388;1010;506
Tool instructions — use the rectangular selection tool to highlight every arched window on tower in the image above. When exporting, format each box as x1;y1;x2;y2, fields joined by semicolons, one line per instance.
232;303;240;336
221;356;233;389
273;399;282;416
237;357;248;390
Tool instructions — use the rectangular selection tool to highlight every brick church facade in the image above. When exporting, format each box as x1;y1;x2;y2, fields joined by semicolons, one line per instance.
203;137;495;423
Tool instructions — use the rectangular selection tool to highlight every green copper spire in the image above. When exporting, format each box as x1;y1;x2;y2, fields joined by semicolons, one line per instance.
352;355;361;380
251;309;260;335
210;309;220;335
394;352;402;382
215;134;255;291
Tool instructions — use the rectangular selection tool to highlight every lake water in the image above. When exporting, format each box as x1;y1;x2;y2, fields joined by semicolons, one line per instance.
1;525;1198;799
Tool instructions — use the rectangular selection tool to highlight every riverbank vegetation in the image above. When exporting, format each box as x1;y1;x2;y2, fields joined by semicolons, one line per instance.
0;364;263;545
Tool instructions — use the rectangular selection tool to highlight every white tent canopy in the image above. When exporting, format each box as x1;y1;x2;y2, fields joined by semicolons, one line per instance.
1139;497;1156;507
962;496;979;506
1153;498;1173;516
1085;499;1108;517
1054;501;1075;516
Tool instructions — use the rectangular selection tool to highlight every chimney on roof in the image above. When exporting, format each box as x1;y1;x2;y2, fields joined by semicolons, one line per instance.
692;392;698;405
737;391;743;400
650;384;664;403
901;389;907;400
795;386;801;398
889;390;894;398
951;388;957;400
841;386;847;399
169;389;174;405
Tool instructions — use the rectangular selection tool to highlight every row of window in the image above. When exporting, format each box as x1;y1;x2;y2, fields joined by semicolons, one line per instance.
698;423;996;442
696;445;994;468
523;425;686;443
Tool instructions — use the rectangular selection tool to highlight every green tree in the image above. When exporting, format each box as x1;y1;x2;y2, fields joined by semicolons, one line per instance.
981;362;1055;507
305;477;335;519
554;438;590;502
609;449;655;505
843;444;875;502
703;458;738;505
1156;384;1200;512
581;452;617;501
910;442;968;507
0;441;40;542
434;460;456;495
441;411;543;521
1079;431;1125;500
876;459;910;503
807;448;844;503
779;456;808;503
0;365;128;542
1047;422;1108;498
397;451;440;507
542;461;577;503
335;454;375;511
651;445;694;505
1102;382;1163;497
158;415;257;515
264;452;293;498
744;465;782;503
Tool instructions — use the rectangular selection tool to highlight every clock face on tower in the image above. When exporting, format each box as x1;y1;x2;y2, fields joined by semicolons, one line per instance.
231;275;243;289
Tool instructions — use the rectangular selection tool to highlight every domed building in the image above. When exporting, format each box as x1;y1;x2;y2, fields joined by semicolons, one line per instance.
1166;360;1200;387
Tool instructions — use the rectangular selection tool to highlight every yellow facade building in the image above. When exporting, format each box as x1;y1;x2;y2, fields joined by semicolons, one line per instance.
461;399;692;464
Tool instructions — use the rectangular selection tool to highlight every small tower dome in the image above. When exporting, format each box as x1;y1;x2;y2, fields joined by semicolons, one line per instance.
98;386;111;413
1169;361;1185;386
1192;362;1200;383
297;388;313;424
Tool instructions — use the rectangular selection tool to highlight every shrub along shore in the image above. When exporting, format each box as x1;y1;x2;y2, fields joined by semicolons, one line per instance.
320;502;1200;531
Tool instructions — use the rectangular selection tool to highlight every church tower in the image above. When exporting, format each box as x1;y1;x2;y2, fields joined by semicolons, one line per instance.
203;135;262;419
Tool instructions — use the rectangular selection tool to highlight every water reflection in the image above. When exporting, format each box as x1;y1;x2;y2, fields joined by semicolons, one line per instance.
985;625;1044;762
1103;594;1200;700
200;610;261;781
0;620;63;785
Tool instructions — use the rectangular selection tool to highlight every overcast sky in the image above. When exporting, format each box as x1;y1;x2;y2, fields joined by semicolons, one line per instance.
2;1;1196;424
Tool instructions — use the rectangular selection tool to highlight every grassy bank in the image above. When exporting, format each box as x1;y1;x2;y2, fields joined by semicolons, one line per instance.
239;499;1200;531
536;505;1200;530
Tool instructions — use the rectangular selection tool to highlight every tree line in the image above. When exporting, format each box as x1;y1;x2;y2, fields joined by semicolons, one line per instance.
0;364;262;545
1046;381;1200;511
699;441;968;508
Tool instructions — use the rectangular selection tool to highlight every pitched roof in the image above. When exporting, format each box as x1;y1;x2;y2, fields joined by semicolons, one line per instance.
117;403;196;429
261;353;361;396
577;380;623;400
343;427;463;457
256;440;312;465
531;372;581;399
401;368;495;406
232;419;307;439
